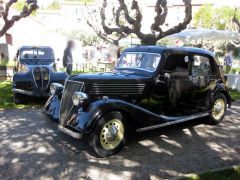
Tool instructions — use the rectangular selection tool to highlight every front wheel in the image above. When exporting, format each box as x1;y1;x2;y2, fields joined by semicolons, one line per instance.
89;111;127;157
209;93;227;125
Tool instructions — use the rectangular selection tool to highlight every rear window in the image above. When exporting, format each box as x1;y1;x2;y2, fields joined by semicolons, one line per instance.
20;48;54;59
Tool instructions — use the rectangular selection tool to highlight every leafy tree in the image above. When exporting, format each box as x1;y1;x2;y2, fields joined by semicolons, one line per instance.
194;5;240;30
47;0;61;10
194;4;213;29
0;0;38;37
87;0;192;46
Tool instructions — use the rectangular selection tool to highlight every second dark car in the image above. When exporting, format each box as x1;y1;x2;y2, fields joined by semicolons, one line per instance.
12;46;68;103
45;46;231;157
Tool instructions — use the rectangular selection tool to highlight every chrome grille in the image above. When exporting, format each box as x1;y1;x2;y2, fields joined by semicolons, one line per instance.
89;83;146;95
60;80;84;126
32;67;50;89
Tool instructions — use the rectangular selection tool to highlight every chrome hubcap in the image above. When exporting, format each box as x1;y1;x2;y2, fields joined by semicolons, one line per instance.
100;119;124;150
212;99;225;120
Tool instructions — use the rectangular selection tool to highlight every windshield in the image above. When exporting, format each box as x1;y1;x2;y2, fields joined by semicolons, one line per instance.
20;48;54;60
117;52;161;72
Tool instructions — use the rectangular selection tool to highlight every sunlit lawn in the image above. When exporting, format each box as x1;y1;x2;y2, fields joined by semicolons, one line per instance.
182;166;240;180
230;89;240;101
0;81;43;110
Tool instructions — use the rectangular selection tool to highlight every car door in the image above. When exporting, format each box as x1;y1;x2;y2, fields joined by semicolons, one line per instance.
188;53;216;112
150;52;194;115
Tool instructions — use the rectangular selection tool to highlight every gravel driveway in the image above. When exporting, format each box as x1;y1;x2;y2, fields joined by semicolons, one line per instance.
0;102;239;179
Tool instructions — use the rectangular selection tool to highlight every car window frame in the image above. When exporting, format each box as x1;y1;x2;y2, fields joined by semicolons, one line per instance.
162;52;191;75
116;52;162;73
189;53;216;78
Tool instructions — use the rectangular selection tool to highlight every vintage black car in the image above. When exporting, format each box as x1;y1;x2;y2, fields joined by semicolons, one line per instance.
12;46;68;103
45;46;231;157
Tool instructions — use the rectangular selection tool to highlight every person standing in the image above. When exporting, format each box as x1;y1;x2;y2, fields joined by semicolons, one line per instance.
224;49;234;74
63;40;74;75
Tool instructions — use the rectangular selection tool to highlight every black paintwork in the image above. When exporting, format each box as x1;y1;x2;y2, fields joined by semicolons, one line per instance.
12;46;68;97
45;46;231;134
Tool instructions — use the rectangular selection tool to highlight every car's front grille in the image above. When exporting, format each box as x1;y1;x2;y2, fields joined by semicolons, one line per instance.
32;67;50;89
89;83;146;95
60;80;84;126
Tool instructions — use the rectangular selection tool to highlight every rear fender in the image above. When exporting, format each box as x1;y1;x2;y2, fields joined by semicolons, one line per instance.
213;83;231;108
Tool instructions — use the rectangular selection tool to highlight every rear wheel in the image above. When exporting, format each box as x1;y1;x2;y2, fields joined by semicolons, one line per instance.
89;111;127;157
13;93;22;104
209;93;227;124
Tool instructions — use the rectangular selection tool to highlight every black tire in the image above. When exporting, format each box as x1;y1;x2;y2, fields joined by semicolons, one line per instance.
209;93;227;125
13;93;22;104
89;111;127;157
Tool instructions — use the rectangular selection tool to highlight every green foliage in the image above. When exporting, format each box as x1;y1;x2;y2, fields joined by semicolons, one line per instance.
157;38;176;46
0;81;41;109
13;0;25;11
194;5;240;30
65;30;101;46
230;89;240;101
47;0;61;10
78;34;100;46
194;4;214;29
182;166;240;180
13;0;37;16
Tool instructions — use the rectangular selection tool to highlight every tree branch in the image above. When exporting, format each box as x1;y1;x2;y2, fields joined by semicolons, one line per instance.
151;0;168;35
0;0;38;37
159;0;192;39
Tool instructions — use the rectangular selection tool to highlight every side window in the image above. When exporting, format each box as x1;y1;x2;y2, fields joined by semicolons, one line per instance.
192;55;213;76
164;53;189;73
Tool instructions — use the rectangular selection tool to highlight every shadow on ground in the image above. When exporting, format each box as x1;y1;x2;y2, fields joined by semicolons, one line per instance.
0;102;239;179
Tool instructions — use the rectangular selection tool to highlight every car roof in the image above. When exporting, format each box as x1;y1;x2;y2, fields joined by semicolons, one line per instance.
19;46;53;50
124;46;215;57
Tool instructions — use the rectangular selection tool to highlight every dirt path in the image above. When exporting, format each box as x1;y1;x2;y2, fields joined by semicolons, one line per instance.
0;102;239;179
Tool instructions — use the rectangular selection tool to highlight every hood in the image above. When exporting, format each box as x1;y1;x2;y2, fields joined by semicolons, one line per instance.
21;58;54;66
68;71;152;83
67;72;153;98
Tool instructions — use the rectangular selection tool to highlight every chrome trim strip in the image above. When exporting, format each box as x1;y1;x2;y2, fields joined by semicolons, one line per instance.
136;113;209;132
32;67;38;87
13;88;34;96
32;67;50;89
58;125;82;139
41;67;51;89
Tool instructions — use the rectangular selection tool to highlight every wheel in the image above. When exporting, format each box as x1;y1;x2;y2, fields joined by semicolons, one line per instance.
13;93;22;104
209;93;227;124
89;111;127;157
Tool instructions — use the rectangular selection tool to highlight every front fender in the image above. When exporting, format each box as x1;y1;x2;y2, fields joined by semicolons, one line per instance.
45;95;61;120
74;99;162;133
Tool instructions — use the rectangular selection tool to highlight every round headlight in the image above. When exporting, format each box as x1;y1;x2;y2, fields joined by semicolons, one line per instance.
50;83;63;95
72;92;88;106
18;63;29;74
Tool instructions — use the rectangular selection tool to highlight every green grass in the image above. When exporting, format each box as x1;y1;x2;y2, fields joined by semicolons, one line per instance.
182;166;240;180
0;60;15;67
0;81;41;110
230;90;240;101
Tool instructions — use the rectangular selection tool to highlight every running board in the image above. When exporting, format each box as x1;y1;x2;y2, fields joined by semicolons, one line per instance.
58;125;83;139
136;113;209;132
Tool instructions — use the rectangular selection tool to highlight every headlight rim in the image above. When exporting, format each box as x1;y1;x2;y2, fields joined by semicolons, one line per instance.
17;63;30;74
72;92;88;106
50;83;64;95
